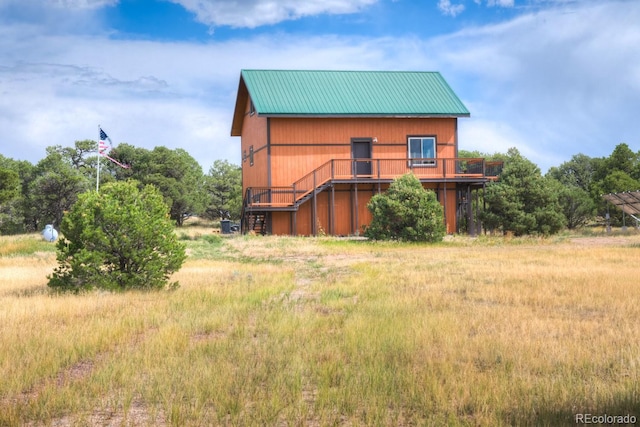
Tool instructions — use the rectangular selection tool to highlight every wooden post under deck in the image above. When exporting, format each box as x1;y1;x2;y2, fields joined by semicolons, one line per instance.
467;184;476;236
292;211;297;236
330;184;335;235
354;183;359;236
312;173;317;236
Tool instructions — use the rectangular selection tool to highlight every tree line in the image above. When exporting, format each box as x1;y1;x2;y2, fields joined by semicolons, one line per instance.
460;143;640;235
0;140;638;236
0;140;242;234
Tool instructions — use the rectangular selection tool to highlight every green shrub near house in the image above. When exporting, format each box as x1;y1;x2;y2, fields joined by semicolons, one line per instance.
365;173;446;242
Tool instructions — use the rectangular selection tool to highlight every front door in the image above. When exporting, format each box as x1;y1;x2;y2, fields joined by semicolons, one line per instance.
352;138;372;176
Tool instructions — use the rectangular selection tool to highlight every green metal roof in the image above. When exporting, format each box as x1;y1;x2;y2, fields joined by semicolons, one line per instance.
231;70;469;135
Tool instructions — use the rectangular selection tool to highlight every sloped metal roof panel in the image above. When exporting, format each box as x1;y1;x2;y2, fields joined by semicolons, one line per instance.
603;191;640;217
240;70;470;117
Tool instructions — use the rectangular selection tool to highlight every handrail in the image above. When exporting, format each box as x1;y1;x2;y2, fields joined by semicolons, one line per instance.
292;160;333;203
244;158;503;209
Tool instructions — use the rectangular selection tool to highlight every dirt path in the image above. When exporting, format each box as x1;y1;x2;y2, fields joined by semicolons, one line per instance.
569;233;640;247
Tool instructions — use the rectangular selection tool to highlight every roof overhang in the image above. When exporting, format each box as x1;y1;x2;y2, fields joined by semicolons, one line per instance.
254;113;470;119
231;75;249;136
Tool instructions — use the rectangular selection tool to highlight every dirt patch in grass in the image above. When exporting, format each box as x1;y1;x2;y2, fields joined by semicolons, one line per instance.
30;398;167;427
569;233;640;247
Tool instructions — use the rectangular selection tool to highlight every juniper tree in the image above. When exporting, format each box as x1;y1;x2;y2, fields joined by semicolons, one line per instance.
48;181;186;292
365;173;445;242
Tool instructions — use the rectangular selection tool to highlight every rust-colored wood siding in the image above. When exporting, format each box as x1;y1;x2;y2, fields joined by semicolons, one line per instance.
269;117;457;186
437;184;458;235
271;211;290;235
242;113;461;235
240;99;268;189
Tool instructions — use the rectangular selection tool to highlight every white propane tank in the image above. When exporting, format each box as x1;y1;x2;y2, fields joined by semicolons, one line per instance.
42;224;58;242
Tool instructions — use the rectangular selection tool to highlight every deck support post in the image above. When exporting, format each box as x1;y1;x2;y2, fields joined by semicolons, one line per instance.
330;184;335;235
482;183;486;235
467;184;476;236
292;211;297;236
354;183;359;236
475;187;481;236
443;183;447;234
312;172;317;236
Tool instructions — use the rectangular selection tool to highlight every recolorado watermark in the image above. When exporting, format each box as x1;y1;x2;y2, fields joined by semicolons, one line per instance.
575;413;637;424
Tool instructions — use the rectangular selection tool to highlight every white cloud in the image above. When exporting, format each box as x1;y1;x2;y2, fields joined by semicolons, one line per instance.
0;0;117;35
438;0;465;17
434;1;640;170
0;30;406;170
0;0;638;174
486;0;514;7
168;0;378;28
52;0;118;9
0;0;117;10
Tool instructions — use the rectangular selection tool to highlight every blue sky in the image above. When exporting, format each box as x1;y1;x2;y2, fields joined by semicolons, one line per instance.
0;0;638;173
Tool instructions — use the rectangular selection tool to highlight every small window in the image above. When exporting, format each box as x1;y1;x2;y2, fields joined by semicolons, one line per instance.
408;137;436;166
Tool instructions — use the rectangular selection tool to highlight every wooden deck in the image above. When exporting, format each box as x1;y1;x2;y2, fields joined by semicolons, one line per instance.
244;158;502;210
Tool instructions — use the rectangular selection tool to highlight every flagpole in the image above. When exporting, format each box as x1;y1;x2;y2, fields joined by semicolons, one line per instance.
96;125;101;192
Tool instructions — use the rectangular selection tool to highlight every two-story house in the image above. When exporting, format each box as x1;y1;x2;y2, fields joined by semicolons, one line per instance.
231;70;501;236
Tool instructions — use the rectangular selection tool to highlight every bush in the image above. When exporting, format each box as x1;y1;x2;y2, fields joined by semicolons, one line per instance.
48;181;186;292
482;148;565;236
365;174;446;242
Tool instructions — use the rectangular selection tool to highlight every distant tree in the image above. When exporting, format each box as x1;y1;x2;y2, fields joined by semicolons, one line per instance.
594;170;640;196
546;154;598;228
0;166;20;234
144;148;206;226
552;180;596;229
204;160;242;220
458;149;506;163
48;181;186;292
28;151;89;229
103;143;147;181
365;173;445;242
589;144;640;225
47;140;99;180
0;155;35;233
547;153;596;192
606;143;639;179
482;148;565;235
0;167;19;205
107;145;206;226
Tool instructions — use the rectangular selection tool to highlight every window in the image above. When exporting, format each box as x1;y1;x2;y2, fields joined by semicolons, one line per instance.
408;137;436;166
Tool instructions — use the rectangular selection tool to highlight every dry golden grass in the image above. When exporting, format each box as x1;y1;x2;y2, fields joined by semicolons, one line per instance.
1;230;639;426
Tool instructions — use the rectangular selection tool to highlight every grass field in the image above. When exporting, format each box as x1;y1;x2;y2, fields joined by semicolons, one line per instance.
1;229;639;426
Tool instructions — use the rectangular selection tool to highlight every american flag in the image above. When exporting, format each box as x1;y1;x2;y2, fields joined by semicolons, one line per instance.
99;127;112;152
98;126;130;169
99;128;110;142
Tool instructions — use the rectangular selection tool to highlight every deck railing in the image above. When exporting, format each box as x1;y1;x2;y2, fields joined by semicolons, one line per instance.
244;158;502;209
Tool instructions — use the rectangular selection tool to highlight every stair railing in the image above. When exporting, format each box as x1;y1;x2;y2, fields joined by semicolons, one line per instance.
292;160;334;205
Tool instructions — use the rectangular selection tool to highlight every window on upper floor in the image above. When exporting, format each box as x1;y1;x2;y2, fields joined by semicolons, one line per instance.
408;136;436;166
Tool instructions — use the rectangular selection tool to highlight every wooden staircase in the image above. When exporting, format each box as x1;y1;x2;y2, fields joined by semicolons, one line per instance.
243;211;268;235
